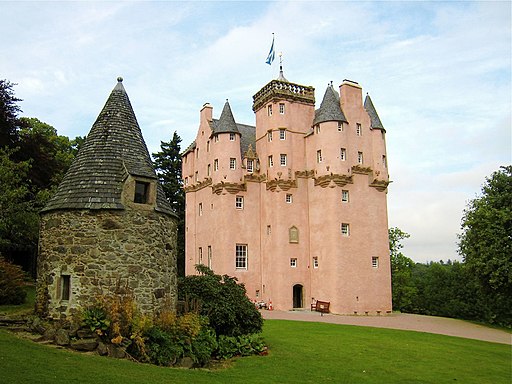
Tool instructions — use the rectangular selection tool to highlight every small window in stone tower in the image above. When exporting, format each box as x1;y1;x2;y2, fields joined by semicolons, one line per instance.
61;275;71;301
286;194;293;204
235;195;244;210
338;122;344;132
313;257;319;269
342;190;349;203
358;152;364;164
279;103;285;114
340;148;346;161
268;155;274;167
279;129;286;140
356;123;362;136
290;258;297;268
267;131;273;142
317;150;322;163
280;154;287;166
230;133;235;141
372;256;379;268
230;158;236;170
341;223;350;236
382;155;387;168
134;181;150;204
268;105;273;116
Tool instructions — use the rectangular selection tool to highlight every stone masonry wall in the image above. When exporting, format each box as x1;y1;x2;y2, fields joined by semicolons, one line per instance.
36;209;177;319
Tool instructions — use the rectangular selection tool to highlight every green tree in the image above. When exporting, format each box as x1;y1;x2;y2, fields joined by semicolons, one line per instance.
15;117;75;198
0;148;39;271
0;79;22;148
152;131;185;276
388;227;416;311
458;166;512;295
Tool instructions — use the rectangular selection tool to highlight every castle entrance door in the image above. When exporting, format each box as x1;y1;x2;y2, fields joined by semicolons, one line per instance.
293;284;303;308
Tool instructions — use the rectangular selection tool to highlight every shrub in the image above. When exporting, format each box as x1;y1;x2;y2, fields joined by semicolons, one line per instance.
178;265;263;337
0;256;27;305
215;334;266;359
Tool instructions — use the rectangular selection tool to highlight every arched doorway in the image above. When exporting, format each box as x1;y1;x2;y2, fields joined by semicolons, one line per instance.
293;284;303;309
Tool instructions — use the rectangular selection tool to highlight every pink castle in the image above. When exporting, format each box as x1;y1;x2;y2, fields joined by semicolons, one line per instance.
182;69;391;314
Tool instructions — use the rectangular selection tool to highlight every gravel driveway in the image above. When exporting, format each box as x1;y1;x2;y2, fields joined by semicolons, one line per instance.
261;310;511;345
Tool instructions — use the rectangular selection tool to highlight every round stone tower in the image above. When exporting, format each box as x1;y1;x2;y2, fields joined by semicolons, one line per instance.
36;78;178;319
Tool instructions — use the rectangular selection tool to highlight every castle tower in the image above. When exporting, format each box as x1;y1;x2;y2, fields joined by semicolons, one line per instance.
183;73;391;315
36;78;178;319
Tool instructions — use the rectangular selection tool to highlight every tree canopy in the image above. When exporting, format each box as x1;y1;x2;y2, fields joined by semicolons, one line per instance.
458;165;512;295
0;79;22;148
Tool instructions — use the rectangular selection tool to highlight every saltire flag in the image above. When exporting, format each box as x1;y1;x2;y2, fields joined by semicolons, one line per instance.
265;35;275;65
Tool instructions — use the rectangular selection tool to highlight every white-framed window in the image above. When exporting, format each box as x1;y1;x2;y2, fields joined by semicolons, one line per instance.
230;132;235;141
341;223;350;236
286;194;293;203
279;129;286;140
214;159;219;171
317;150;322;163
342;190;349;203
280;154;287;166
382;155;387;168
338;122;344;132
235;195;244;210
267;225;271;235
207;246;212;269
230;158;236;170
356;123;362;136
268;131;273;142
268;105;273;116
313;257;319;269
358;151;363;164
372;256;379;268
268;155;273;167
290;258;297;268
198;203;203;216
340;148;346;161
184;177;188;186
247;159;254;173
235;244;248;269
316;124;321;134
279;103;285;114
207;164;211;176
199;247;203;265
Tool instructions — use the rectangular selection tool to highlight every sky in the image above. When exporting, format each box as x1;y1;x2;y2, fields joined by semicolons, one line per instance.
1;1;510;263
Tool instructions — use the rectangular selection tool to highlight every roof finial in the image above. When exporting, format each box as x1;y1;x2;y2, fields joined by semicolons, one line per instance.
277;52;289;82
117;76;123;83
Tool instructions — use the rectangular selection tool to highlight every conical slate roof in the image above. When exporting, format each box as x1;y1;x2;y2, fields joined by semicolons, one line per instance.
313;84;348;125
364;94;385;130
212;100;239;134
42;78;174;215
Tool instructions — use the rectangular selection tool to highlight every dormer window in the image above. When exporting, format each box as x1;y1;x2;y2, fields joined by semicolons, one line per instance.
134;181;150;204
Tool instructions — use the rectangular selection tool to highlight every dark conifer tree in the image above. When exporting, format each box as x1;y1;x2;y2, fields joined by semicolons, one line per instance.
152;131;185;276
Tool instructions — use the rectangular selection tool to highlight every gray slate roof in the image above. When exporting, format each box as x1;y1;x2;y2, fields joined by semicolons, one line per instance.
313;84;348;125
212;101;239;134
364;94;385;130
42;78;175;216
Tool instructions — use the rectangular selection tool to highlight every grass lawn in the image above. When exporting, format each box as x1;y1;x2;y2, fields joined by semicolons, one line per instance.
0;318;510;384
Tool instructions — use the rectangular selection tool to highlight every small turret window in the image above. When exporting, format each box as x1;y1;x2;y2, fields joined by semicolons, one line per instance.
338;122;344;132
279;129;286;140
340;148;346;161
317;150;322;163
134;181;150;204
268;105;273;116
356;123;362;136
279;103;285;114
247;159;254;173
268;131;273;142
358;152;364;164
230;158;236;170
230;133;235;141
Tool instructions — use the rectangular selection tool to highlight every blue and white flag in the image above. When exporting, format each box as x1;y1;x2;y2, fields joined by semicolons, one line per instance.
265;35;275;65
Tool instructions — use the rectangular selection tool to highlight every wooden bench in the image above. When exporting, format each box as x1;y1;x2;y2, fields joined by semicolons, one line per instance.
311;300;330;315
